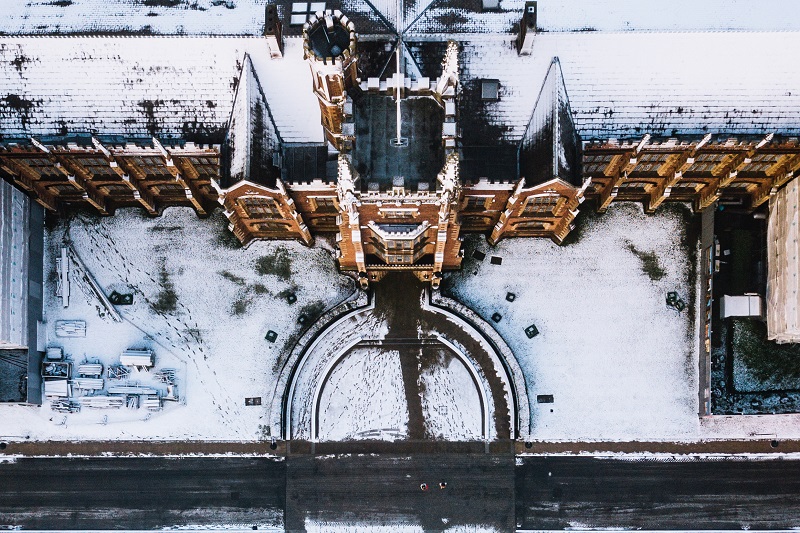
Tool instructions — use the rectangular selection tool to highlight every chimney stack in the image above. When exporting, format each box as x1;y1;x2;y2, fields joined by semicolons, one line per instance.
264;4;283;59
516;1;537;56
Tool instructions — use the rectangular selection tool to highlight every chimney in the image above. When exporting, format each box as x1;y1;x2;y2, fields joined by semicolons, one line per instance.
516;1;537;56
264;4;283;59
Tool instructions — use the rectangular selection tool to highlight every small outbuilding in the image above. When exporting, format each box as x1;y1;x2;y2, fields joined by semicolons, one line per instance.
120;349;154;368
767;176;800;343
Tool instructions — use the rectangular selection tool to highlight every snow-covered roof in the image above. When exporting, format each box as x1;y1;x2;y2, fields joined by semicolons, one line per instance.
462;30;800;141
226;53;283;187
2;0;266;36
0;36;322;143
1;8;800;153
5;0;800;36
0;180;30;348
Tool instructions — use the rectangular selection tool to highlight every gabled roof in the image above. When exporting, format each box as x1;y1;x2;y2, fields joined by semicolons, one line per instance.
225;53;282;188
6;0;800;37
460;31;800;143
0;36;322;144
518;57;580;187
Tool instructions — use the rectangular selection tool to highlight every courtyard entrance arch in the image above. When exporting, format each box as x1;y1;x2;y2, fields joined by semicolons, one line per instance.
270;273;531;442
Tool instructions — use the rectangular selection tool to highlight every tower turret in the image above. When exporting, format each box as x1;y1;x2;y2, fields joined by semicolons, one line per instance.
302;10;358;150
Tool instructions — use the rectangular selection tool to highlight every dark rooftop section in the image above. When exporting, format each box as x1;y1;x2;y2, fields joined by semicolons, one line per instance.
457;60;517;183
459;144;518;184
356;40;398;79
281;143;329;183
406;41;449;79
518;57;581;187
0;349;28;403
352;94;443;192
308;21;350;59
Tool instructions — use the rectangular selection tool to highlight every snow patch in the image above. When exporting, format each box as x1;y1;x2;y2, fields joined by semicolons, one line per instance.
0;207;353;441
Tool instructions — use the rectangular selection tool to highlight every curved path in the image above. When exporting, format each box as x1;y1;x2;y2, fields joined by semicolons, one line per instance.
272;272;531;441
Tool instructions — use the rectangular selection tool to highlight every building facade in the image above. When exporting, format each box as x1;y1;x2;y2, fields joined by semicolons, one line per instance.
2;4;800;290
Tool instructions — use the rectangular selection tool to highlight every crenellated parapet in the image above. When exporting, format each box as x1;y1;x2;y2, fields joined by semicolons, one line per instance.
303;10;358;151
334;155;367;285
434;40;459;105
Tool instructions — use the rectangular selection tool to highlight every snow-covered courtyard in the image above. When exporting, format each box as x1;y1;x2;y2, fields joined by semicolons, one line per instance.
2;207;355;441
446;202;700;441
4;202;800;443
447;202;800;442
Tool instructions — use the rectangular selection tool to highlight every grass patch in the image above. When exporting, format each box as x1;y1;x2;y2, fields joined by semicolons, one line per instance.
733;318;800;383
47;267;58;286
219;270;246;286
216;229;242;249
231;296;251;316
625;241;666;281
255;248;292;281
151;265;178;313
298;301;326;321
185;328;203;343
276;287;298;301
149;226;183;232
210;211;242;249
252;283;271;295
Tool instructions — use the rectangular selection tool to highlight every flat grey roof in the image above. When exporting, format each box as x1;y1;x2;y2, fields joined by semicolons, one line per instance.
352;94;443;192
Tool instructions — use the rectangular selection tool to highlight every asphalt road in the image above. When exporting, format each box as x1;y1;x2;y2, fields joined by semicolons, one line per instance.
4;454;800;530
0;457;286;530
516;457;800;530
286;452;515;531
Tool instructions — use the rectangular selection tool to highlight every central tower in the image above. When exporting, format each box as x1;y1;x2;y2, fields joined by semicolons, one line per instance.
303;13;462;289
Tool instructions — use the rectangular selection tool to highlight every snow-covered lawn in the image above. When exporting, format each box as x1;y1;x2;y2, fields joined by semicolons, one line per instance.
449;203;701;441
6;202;800;444
449;202;800;441
420;347;483;441
1;207;355;441
316;343;484;441
318;347;409;441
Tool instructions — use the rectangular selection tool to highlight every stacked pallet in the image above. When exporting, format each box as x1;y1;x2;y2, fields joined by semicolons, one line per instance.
81;396;124;409
73;378;104;391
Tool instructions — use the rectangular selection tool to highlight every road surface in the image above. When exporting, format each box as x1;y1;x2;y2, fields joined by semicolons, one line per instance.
516;456;800;530
0;456;285;530
4;453;800;530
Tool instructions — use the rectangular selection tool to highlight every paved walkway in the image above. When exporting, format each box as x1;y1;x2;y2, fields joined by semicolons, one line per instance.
2;438;799;457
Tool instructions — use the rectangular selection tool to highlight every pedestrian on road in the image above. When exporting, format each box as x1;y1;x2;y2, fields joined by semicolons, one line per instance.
420;483;429;491
439;482;447;489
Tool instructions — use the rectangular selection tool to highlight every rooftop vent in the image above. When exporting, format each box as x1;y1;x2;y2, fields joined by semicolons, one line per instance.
264;4;283;58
